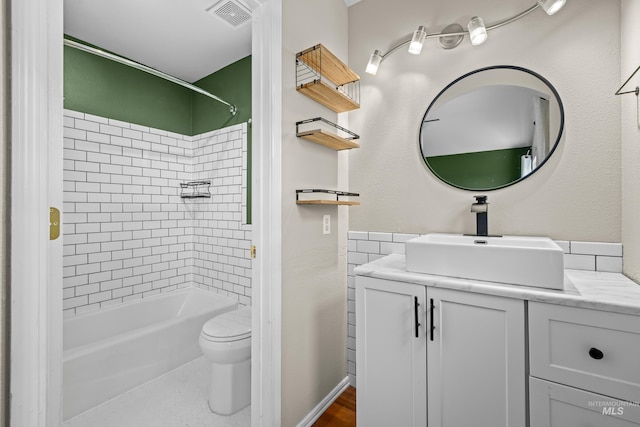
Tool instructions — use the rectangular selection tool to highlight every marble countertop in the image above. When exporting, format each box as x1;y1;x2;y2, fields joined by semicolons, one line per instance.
354;254;640;315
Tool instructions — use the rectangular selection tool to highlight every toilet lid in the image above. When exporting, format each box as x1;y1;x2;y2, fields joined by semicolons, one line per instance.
202;306;251;342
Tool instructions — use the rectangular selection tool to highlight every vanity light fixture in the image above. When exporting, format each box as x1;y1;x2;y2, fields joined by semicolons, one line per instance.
467;16;488;46
366;49;383;75
537;0;566;15
408;25;428;55
365;0;568;75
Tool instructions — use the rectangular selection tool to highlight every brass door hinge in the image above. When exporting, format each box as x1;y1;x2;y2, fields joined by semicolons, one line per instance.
250;245;256;259
50;207;60;240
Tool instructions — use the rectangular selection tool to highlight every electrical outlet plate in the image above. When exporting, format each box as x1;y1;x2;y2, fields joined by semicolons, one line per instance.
323;215;330;235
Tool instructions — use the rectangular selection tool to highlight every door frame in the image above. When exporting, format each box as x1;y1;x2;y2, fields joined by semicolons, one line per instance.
248;0;283;425
10;0;64;425
9;0;282;425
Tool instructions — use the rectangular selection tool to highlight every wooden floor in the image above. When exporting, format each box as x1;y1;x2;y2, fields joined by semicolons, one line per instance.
312;386;356;427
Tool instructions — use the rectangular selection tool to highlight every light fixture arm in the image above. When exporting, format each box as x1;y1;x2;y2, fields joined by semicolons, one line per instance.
484;4;539;32
375;3;541;65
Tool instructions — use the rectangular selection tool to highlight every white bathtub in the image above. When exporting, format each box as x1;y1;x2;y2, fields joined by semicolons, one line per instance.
63;288;238;420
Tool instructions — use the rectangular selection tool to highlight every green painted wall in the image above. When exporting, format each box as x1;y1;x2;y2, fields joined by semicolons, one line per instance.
192;56;252;135
426;146;531;190
64;44;193;135
64;37;252;137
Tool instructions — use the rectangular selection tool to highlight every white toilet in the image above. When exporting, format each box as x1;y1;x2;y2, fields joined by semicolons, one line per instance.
199;305;252;415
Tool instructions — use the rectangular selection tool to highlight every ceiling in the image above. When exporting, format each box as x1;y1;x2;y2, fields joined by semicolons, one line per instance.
64;0;361;83
64;0;253;83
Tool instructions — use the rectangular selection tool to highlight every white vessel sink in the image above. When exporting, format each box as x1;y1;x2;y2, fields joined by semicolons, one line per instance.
405;233;565;290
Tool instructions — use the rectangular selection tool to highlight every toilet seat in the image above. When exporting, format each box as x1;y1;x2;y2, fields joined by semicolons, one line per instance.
201;306;251;342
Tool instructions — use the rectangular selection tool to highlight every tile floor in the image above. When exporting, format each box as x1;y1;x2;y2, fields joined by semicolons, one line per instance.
63;357;251;427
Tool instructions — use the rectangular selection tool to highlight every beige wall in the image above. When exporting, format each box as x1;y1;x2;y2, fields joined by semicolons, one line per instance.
281;0;349;425
348;0;621;242
621;0;640;281
0;0;8;424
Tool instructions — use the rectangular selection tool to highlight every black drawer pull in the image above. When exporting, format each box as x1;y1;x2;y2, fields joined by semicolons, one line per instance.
589;347;604;360
429;298;435;341
414;296;420;338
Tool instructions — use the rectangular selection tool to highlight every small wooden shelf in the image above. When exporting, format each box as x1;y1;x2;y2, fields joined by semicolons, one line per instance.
296;189;360;206
296;117;360;151
297;129;360;150
297;81;360;113
297;44;360;86
297;200;361;206
296;44;360;113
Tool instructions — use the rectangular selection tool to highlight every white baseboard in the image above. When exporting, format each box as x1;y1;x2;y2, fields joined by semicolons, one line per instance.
296;376;351;427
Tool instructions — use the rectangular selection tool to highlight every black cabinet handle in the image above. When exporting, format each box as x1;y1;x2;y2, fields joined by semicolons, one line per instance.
414;296;420;338
589;347;604;360
430;298;435;341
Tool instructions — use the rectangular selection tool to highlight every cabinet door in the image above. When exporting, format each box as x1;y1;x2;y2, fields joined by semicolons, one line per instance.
530;377;640;426
356;276;427;427
427;288;526;427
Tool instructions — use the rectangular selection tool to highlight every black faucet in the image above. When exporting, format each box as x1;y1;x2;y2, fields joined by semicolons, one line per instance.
471;195;488;236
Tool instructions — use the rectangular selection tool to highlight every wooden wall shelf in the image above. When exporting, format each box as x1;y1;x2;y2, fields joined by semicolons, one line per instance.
296;44;360;113
297;129;360;150
296;117;360;151
297;81;359;113
297;44;359;86
296;200;361;206
296;189;360;206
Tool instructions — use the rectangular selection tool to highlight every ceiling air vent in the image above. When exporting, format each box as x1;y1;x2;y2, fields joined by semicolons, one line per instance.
207;0;251;28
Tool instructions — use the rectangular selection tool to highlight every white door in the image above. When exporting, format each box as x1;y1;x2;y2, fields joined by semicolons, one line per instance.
427;288;526;427
356;276;427;427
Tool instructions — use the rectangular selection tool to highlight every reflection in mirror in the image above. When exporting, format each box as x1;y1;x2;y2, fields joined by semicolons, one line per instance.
419;66;564;191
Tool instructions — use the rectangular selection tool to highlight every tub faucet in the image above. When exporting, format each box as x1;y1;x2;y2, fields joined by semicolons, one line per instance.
471;195;488;236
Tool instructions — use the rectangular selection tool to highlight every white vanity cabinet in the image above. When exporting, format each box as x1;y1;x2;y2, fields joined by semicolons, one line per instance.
355;254;640;426
427;288;526;427
356;277;526;427
529;302;640;426
355;276;427;427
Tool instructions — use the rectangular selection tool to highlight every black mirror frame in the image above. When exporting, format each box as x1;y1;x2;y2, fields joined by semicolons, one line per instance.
419;65;565;191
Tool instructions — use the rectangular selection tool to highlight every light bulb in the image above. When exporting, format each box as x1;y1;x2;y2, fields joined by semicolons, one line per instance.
366;50;382;75
537;0;566;15
408;26;427;55
467;16;488;46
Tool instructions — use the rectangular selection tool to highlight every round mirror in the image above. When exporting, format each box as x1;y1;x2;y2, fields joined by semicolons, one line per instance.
419;65;564;191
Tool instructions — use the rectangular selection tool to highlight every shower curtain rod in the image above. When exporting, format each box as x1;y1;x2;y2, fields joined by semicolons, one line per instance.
64;38;238;116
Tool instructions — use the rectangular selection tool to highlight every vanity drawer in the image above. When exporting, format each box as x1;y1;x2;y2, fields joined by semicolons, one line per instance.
529;302;640;403
530;377;640;426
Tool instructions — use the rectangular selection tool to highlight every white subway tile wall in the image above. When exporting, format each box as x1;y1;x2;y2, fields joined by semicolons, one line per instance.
346;231;623;387
191;126;252;306
63;110;251;317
